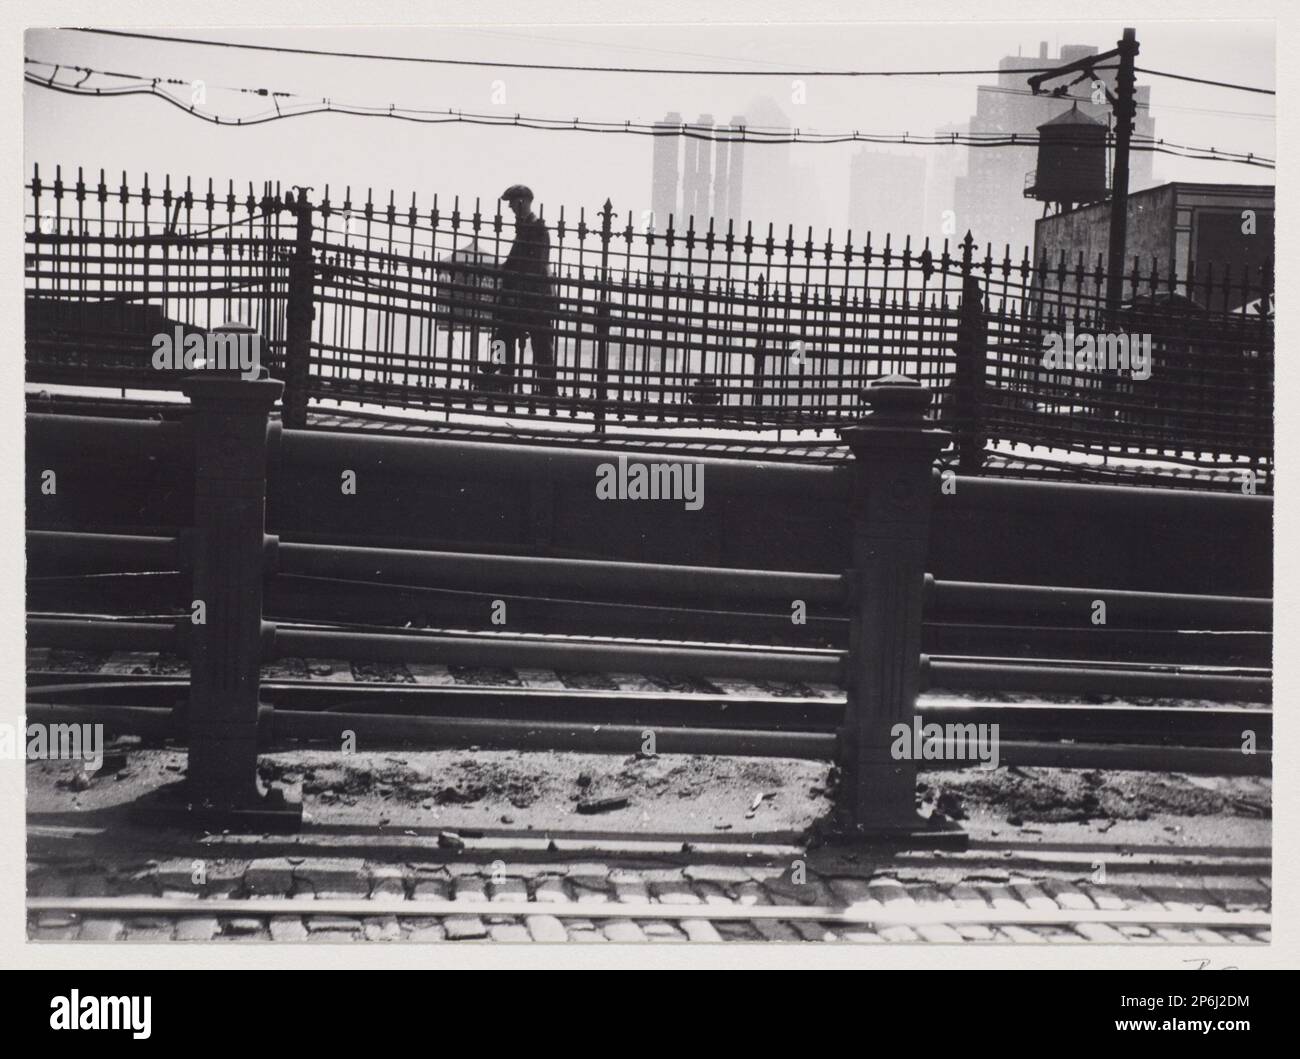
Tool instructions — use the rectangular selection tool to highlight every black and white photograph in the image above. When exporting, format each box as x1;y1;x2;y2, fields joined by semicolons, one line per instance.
4;0;1295;1001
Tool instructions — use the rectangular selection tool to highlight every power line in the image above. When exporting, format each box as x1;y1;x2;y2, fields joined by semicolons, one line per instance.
1135;66;1274;95
24;62;1275;167
977;83;1274;123
65;28;1104;78
65;27;1277;97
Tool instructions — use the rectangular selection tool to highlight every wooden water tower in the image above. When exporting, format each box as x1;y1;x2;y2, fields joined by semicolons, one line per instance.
1024;103;1109;214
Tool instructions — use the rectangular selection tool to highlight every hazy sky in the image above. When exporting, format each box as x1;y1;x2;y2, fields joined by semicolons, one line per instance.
24;21;1275;236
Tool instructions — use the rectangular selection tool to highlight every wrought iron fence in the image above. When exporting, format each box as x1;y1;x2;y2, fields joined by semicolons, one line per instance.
24;165;1274;488
25;164;292;387
298;187;964;433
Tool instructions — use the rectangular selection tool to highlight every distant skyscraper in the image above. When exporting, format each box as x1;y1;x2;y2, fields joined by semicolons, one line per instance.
723;115;746;227
650;111;682;233
848;150;928;244
926;120;969;241
645;104;784;235
713;126;732;227
952;41;1155;252
684;114;714;222
738;96;796;229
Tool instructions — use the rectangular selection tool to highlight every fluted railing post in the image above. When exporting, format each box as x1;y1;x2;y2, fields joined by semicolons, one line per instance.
833;374;963;845
149;363;300;830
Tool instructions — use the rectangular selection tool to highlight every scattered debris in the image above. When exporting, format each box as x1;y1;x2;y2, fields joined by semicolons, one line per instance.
934;790;966;821
437;831;465;853
576;795;629;815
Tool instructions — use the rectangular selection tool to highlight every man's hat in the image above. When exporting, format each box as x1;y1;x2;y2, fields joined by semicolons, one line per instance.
500;184;534;203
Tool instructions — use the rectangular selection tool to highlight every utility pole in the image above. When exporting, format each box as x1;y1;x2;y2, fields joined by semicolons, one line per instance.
1105;29;1139;311
1028;27;1139;311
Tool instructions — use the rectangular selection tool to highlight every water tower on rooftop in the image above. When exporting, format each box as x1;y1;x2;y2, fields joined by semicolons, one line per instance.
1024;102;1109;214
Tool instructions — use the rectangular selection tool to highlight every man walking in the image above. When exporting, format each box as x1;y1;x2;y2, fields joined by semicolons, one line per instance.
487;184;557;399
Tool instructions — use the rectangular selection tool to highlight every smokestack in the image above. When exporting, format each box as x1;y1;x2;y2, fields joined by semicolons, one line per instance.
688;113;715;220
727;115;746;225
714;126;732;226
650;111;682;232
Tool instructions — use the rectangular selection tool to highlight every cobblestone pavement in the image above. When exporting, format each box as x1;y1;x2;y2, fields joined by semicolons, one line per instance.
28;856;1271;943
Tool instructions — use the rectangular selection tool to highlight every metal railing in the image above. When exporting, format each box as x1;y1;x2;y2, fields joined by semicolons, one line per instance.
24;164;1274;487
25;378;1274;837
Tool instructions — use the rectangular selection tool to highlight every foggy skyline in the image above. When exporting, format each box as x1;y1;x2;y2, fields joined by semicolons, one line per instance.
25;22;1275;252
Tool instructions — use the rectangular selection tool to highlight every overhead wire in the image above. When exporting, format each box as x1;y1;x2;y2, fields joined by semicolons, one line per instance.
23;62;1275;167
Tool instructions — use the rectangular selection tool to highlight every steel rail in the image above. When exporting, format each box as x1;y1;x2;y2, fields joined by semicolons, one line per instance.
25;895;1271;930
928;652;1268;676
25;613;1271;698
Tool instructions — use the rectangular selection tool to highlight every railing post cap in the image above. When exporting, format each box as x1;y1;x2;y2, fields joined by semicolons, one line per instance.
180;373;283;403
861;374;931;417
838;374;948;453
181;321;274;386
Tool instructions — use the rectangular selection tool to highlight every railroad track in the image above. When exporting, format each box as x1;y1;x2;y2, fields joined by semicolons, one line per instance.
26;641;1273;942
27;857;1273;944
27;634;1273;775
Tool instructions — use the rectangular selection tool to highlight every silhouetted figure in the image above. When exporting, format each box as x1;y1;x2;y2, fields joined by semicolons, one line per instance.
487;185;557;399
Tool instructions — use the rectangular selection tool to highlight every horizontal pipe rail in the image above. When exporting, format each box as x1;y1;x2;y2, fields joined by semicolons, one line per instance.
24;701;1270;774
26;617;176;653
277;541;844;606
925;657;1271;703
271;626;841;684
27;530;181;571
928;577;1271;629
950;473;1272;515
26;677;1271;748
25;702;834;759
26;413;191;470
277;426;844;497
26;413;1275;521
